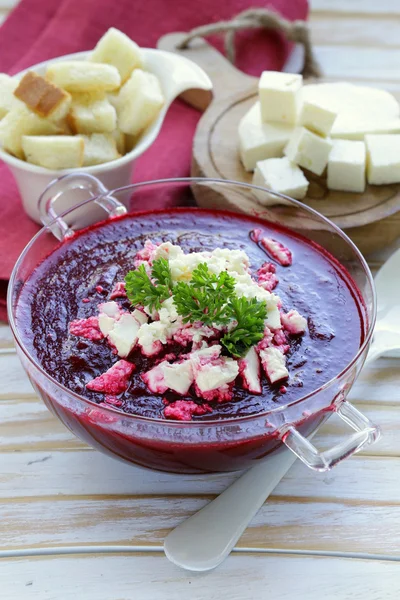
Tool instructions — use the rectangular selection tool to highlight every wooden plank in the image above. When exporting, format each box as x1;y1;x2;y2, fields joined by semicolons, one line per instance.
0;449;398;502
0;324;14;349
0;399;87;451
0;354;36;398
310;14;400;47
2;491;400;554
2;553;400;600
311;0;400;15
314;45;400;81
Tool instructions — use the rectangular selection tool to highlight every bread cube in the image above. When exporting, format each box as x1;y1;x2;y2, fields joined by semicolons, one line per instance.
111;128;125;154
14;71;71;122
284;127;332;176
238;102;293;171
81;133;120;166
0;73;19;120
117;69;164;136
90;27;143;84
253;157;309;204
46;61;121;93
299;100;337;137
22;135;84;169
365;134;400;184
327;140;366;193
0;105;61;158
258;72;302;125
68;92;116;134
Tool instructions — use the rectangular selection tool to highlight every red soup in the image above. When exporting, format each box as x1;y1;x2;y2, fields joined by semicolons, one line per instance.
15;209;366;473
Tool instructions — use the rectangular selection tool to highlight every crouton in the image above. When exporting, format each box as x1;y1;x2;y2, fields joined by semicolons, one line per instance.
0;74;19;120
46;61;121;93
117;69;163;136
81;133;120;166
14;71;71;122
111;128;125;154
90;28;143;84
68;91;116;133
22;135;84;169
0;105;62;158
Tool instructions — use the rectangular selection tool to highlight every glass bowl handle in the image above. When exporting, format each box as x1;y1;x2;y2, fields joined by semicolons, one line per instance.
280;400;381;472
37;173;127;240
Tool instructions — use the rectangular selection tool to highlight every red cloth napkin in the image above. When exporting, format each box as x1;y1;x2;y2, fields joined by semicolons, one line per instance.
0;0;308;321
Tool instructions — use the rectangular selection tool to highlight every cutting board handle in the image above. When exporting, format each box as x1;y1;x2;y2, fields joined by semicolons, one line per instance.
157;32;256;111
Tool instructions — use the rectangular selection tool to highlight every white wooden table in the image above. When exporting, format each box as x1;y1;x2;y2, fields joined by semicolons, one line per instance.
2;0;400;597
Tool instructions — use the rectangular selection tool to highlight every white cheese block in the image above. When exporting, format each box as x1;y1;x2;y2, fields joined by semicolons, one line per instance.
240;347;262;394
302;82;400;140
365;134;400;185
108;313;140;357
252;157;309;204
331;118;400;141
238;102;293;171
258;71;302;125
299;99;337;137
327;140;366;193
194;357;239;393
132;309;148;325
259;347;289;384
161;361;194;395
284;127;332;176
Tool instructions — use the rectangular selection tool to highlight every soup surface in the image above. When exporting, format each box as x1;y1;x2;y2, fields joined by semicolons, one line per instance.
16;210;364;421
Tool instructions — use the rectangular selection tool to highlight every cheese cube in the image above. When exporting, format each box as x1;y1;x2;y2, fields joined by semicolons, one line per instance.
331;118;400;141
238;102;293;171
90;28;143;84
252;157;308;205
327;140;366;193
68;92;116;134
365;134;400;184
117;69;164;136
284;127;332;176
299;100;337;137
258;71;302;125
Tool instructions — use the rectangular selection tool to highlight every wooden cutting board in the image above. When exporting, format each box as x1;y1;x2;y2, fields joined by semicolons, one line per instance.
158;33;400;255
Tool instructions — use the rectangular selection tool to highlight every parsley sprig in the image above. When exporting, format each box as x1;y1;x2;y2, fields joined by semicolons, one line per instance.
221;296;267;358
174;263;236;326
125;259;267;357
125;258;173;311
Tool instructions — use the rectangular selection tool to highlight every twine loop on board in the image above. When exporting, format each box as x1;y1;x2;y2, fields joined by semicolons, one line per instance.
177;7;321;79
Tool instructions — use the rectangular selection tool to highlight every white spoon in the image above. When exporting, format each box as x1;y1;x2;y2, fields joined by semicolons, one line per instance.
164;251;400;572
370;247;400;360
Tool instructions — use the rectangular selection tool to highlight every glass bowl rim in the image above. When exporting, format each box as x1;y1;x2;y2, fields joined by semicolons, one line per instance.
7;176;377;427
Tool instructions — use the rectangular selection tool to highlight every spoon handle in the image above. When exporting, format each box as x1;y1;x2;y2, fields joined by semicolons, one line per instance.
164;448;298;572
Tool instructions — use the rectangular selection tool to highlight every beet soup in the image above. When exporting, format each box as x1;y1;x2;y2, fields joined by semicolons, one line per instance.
14;209;367;473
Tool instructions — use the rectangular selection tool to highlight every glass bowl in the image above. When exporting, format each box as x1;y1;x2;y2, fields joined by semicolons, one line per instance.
7;176;380;474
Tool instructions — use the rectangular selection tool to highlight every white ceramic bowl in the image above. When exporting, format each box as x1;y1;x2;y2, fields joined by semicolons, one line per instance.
0;50;212;223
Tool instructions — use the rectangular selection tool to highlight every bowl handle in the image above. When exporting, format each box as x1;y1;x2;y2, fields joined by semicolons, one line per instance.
280;399;381;472
37;173;127;240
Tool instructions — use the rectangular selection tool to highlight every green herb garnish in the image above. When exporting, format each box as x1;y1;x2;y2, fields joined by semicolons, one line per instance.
221;296;267;358
125;259;267;357
173;263;236;326
125;258;173;311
